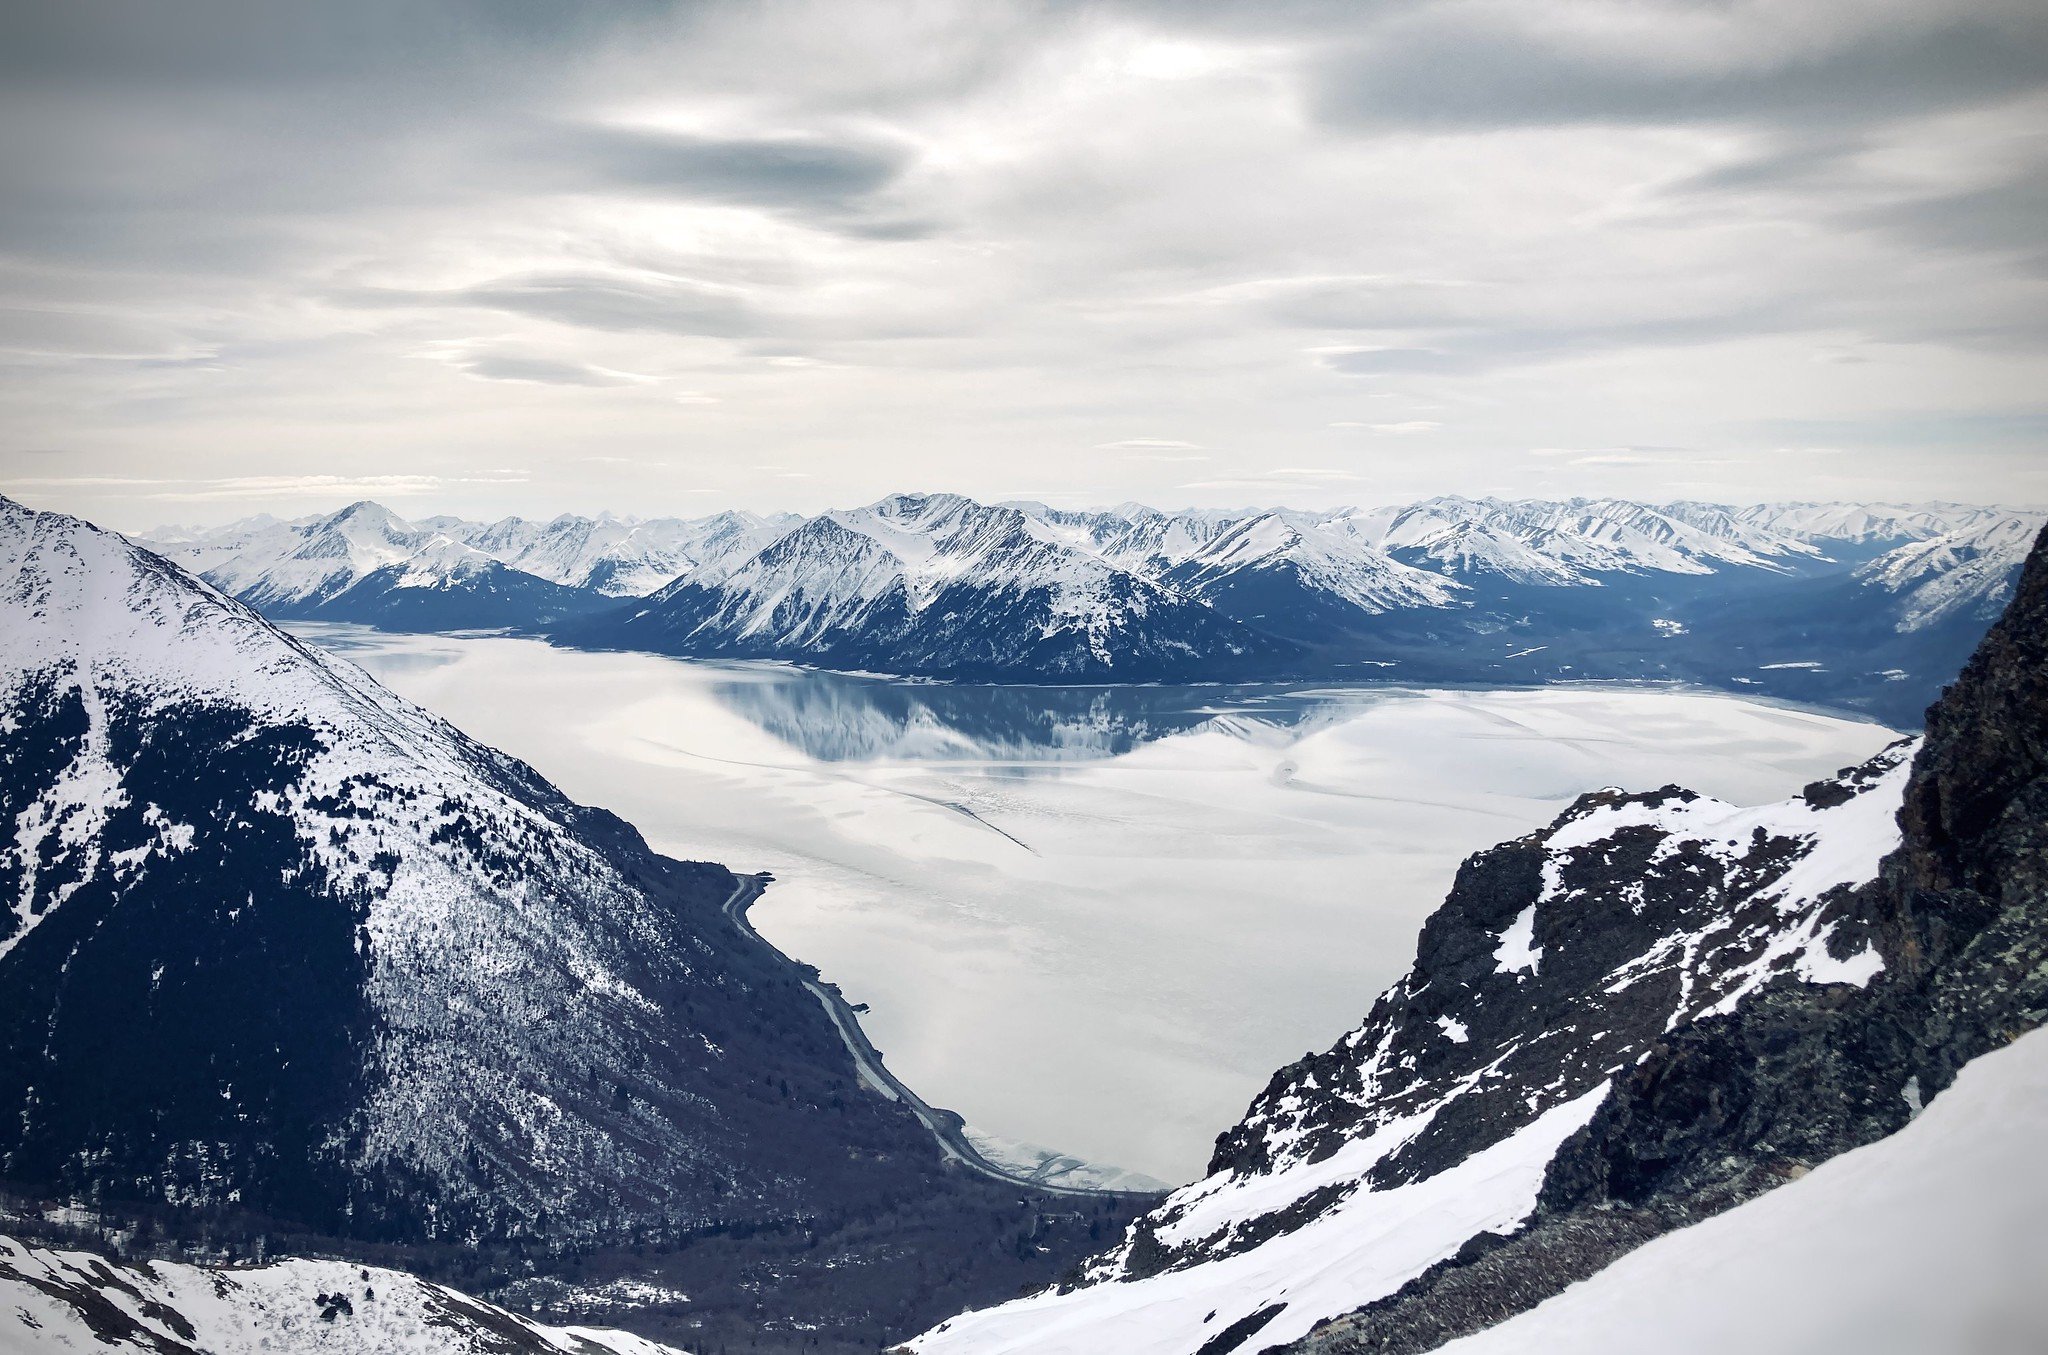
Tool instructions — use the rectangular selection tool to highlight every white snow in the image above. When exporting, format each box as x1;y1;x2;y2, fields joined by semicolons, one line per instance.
1439;1026;2048;1355
1171;512;1463;614
146;502;799;602
1854;512;2046;633
1493;906;1542;976
0;1234;688;1354
906;1088;1609;1355
0;499;751;1227
1539;742;1913;1023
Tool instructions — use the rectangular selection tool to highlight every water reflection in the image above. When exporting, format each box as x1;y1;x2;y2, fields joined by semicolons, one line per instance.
702;667;1381;763
289;621;1393;763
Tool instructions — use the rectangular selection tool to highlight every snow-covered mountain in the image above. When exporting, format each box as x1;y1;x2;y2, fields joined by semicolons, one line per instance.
1853;512;2044;633
0;496;1147;1350
904;519;2048;1355
426;509;798;596
557;491;2036;696
0;1233;683;1354
2;493;828;1241
1349;495;1819;582
142;500;607;630
150;494;2036;718
561;493;1293;680
1724;500;2016;546
1164;512;1463;623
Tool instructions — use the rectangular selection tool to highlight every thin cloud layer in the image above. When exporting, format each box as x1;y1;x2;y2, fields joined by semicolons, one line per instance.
0;0;2042;528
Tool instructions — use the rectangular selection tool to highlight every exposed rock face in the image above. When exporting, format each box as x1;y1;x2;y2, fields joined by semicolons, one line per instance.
1279;521;2048;1355
902;523;2048;1355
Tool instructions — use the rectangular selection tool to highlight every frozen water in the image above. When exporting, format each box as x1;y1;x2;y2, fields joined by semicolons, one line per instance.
294;625;1897;1183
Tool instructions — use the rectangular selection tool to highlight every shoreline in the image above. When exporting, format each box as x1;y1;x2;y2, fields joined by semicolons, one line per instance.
715;873;1167;1203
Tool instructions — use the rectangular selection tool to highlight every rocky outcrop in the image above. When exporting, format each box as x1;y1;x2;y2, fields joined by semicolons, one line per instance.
1282;521;2048;1354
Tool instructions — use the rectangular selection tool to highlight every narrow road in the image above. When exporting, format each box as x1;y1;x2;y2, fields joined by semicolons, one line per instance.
717;875;1162;1201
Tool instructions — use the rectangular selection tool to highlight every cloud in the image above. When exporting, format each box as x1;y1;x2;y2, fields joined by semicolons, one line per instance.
1851;170;2048;274
1529;445;1740;467
436;348;652;387
1179;468;1365;490
1311;302;1804;376
3;472;529;501
1314;346;1459;376
0;0;2038;519
363;273;763;338
1310;8;2048;132
538;124;921;229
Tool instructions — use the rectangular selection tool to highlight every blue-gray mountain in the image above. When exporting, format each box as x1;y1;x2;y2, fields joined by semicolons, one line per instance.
150;495;2041;724
0;497;1144;1355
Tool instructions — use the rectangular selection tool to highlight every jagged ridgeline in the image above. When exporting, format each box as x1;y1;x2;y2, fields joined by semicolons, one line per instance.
905;523;2048;1355
148;494;2043;725
0;497;1144;1353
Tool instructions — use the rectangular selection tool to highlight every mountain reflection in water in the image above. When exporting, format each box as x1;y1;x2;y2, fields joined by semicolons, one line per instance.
699;667;1384;763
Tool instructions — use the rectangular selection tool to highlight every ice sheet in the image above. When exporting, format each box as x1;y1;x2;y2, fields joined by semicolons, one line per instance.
296;626;1896;1183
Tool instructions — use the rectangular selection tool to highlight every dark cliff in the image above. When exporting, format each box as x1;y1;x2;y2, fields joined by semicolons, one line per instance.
1284;523;2048;1355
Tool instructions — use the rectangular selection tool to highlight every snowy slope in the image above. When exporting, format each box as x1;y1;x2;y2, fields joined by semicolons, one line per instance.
904;742;1918;1355
1853;512;2046;632
142;501;603;628
1;494;740;1236
1728;500;2011;545
1439;1025;2048;1355
430;509;797;596
1355;496;1813;579
564;493;1289;679
0;495;985;1253
1003;502;1240;576
162;500;441;607
1344;503;1583;587
0;1234;685;1355
1167;513;1463;616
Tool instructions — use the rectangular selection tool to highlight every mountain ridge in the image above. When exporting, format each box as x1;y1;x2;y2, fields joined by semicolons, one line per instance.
143;494;2042;721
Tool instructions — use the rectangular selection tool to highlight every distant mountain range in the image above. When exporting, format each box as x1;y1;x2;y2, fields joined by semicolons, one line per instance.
903;522;2048;1355
144;495;2045;724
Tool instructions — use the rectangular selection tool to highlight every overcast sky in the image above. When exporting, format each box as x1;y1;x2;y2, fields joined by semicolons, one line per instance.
2;0;2044;529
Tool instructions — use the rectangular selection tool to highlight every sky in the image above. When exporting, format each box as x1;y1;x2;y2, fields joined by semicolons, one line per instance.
1;0;2045;531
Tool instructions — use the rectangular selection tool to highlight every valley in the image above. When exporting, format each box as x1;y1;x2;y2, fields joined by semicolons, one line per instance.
294;624;1898;1184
